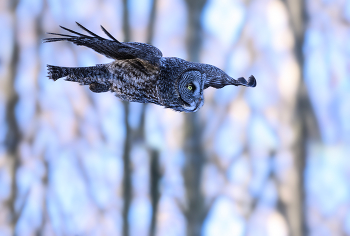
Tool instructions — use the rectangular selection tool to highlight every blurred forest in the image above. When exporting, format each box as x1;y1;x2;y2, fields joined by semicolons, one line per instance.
0;0;350;235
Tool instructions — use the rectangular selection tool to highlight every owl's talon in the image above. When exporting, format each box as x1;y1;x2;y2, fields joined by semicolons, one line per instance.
89;83;110;93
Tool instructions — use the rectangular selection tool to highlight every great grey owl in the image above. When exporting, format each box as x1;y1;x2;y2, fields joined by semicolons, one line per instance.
44;22;256;112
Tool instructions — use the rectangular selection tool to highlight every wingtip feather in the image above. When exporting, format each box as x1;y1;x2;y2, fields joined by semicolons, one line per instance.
100;25;119;42
75;22;103;39
59;25;86;36
237;75;256;87
248;75;257;87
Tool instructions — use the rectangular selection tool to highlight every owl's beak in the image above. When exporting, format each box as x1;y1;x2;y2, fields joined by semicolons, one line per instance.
204;75;256;89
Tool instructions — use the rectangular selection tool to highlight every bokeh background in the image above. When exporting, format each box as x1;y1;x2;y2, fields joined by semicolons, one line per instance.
1;0;350;235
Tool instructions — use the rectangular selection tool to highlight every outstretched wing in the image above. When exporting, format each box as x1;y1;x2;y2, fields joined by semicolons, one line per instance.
43;22;163;65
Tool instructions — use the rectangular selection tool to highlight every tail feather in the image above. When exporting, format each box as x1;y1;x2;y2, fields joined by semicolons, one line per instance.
47;64;111;87
47;65;72;81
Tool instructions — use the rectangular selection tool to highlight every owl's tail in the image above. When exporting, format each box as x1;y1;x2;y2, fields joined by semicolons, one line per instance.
47;64;112;92
47;65;73;81
47;65;107;81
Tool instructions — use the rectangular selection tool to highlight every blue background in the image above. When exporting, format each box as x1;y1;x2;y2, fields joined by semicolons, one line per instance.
0;0;349;235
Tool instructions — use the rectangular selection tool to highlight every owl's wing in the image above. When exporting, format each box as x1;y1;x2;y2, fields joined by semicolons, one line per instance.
43;22;163;65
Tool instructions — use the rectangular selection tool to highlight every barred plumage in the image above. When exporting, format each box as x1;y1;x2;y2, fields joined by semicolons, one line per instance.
44;22;256;112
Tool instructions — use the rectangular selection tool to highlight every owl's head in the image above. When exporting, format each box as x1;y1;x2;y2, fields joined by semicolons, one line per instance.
176;68;205;112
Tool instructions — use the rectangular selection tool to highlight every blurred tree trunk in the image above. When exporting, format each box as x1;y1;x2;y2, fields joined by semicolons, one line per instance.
35;2;50;235
122;1;132;236
282;0;320;235
144;0;162;236
122;100;132;236
5;0;21;235
144;2;161;236
183;0;208;235
149;149;160;236
122;1;160;235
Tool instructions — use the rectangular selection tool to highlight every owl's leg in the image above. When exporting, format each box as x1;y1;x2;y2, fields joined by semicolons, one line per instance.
89;83;110;93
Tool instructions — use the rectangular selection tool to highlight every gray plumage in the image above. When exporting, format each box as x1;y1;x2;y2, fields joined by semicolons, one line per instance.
44;22;256;112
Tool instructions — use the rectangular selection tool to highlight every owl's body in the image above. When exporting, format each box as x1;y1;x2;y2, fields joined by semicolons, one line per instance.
45;23;256;112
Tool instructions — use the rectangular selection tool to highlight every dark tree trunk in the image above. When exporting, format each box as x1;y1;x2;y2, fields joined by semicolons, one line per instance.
122;1;132;236
182;114;206;236
145;2;161;235
149;149;160;236
122;103;132;236
122;1;161;235
183;0;208;235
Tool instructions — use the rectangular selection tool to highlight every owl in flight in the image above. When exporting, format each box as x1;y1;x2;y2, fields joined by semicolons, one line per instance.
44;22;256;112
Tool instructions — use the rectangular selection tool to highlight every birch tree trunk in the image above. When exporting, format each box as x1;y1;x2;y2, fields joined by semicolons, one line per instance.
5;1;21;235
281;0;320;235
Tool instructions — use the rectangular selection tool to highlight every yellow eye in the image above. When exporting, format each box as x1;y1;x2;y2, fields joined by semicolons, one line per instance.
187;84;193;90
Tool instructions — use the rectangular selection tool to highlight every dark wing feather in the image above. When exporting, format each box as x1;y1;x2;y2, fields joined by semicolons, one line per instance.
43;22;163;65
